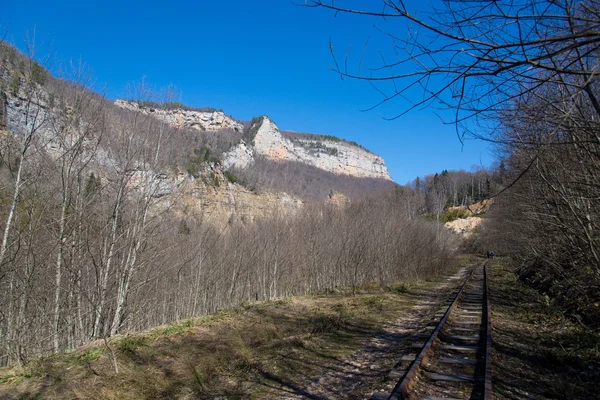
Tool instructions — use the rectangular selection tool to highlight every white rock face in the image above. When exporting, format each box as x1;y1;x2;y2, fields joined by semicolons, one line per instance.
112;101;392;181
224;117;392;181
114;100;244;132
223;140;254;169
445;216;484;237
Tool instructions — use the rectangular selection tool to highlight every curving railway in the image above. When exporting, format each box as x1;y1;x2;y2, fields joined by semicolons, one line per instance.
370;261;493;400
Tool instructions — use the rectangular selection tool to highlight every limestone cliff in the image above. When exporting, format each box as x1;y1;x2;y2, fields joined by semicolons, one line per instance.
115;99;244;132
137;166;304;225
224;116;392;181
114;101;392;181
177;173;303;225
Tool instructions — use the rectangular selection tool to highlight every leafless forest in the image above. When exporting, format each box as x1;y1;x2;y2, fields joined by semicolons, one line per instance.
2;0;599;370
308;0;600;327
0;42;471;367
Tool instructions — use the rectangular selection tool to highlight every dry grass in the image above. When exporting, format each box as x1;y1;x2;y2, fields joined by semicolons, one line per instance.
489;258;600;399
0;279;445;399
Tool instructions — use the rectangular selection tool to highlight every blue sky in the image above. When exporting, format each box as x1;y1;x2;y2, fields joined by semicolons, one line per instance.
2;0;494;184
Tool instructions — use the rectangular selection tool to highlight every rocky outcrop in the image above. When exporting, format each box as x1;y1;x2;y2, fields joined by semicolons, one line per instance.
120;162;304;224
114;100;244;132
171;167;303;225
446;199;494;217
223;140;254;169
224;117;392;181
445;216;483;238
114;101;392;181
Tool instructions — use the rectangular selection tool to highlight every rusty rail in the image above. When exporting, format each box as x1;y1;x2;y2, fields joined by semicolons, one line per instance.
387;268;475;400
483;262;493;400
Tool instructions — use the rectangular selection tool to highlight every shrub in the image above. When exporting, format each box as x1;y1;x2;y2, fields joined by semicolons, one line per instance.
75;347;104;365
224;171;238;184
116;335;147;353
309;315;344;333
386;282;411;294
9;74;20;95
440;207;471;224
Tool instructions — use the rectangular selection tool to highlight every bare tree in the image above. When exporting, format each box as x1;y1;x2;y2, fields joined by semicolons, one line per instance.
308;0;600;325
306;0;600;139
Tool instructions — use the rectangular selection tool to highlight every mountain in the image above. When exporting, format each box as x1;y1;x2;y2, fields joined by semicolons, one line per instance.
1;41;395;228
223;116;392;181
114;100;393;183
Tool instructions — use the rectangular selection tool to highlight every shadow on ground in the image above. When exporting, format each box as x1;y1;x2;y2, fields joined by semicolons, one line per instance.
489;259;600;400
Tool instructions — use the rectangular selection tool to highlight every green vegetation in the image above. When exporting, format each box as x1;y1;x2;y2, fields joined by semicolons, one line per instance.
224;170;238;184
291;138;339;156
385;282;412;295
30;61;47;86
75;347;104;365
9;75;20;95
116;335;147;354
186;146;221;178
439;207;471;223
136;99;222;113
311;133;341;142
281;130;372;152
242;116;264;145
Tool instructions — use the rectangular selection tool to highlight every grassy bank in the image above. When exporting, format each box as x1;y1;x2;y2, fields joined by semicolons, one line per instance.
489;257;600;399
0;275;454;399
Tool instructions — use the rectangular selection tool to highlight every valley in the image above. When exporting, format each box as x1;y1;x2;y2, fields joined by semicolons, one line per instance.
2;0;600;396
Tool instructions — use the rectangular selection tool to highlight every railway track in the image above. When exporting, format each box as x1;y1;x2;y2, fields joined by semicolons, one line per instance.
371;261;493;400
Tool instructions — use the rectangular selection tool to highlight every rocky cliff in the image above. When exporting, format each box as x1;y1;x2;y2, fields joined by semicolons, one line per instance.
176;170;304;225
127;165;304;226
115;99;244;132
114;101;393;182
224;116;392;181
2;89;301;225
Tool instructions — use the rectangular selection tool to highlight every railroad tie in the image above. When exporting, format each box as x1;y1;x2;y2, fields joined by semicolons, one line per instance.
442;334;479;342
424;372;475;382
422;397;463;400
438;356;477;365
439;344;478;352
447;326;481;332
388;369;407;379
370;392;390;400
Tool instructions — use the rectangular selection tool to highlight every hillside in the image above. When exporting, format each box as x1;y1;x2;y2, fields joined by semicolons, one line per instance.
0;42;463;370
113;100;394;199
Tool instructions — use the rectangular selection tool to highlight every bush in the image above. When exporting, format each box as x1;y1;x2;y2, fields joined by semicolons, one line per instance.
116;335;147;354
224;171;238;184
440;207;471;223
309;315;344;333
186;160;201;178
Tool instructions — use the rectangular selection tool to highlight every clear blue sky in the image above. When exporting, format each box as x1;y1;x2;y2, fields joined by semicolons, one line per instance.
2;0;494;184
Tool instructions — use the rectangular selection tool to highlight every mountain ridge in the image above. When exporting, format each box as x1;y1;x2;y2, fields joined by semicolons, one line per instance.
113;100;393;182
